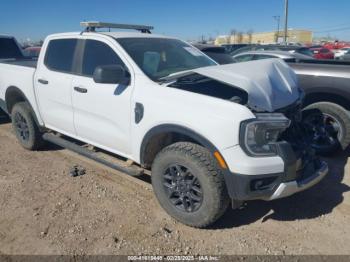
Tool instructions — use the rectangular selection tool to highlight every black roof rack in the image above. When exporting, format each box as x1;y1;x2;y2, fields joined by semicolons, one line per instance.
80;21;153;34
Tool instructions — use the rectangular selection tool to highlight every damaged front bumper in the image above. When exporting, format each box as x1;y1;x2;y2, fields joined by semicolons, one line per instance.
222;142;328;201
265;160;328;200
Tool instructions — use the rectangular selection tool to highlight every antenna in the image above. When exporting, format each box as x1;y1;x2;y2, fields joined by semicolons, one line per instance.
80;21;154;34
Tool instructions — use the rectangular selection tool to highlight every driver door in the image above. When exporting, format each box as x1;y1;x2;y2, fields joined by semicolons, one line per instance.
71;39;133;156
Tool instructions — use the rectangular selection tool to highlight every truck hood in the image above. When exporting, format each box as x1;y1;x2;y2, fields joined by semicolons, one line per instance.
163;59;300;112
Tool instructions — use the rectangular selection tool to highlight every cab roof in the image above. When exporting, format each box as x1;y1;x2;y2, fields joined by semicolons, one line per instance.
47;31;175;40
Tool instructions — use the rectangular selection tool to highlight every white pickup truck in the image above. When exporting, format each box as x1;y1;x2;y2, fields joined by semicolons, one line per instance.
0;22;328;228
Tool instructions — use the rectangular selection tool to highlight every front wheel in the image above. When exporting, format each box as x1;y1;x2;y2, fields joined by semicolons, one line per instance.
302;102;350;155
151;142;229;228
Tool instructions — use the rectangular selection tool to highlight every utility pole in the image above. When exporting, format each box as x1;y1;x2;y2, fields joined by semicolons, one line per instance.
284;0;289;45
273;15;281;43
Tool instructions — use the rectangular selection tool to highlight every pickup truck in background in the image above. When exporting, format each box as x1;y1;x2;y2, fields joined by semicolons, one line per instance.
210;49;350;155
0;35;25;60
0;22;328;228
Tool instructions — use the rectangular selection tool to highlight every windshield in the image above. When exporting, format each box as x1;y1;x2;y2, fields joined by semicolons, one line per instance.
116;38;216;81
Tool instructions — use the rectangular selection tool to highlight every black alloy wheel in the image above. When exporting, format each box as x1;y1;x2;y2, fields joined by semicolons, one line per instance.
14;111;30;142
163;164;203;213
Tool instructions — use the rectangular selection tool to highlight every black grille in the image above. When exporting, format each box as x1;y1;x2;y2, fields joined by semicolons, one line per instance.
278;100;308;153
277;100;302;123
278;100;319;175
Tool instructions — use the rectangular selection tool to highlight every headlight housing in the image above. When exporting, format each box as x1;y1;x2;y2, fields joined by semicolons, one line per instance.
240;113;291;157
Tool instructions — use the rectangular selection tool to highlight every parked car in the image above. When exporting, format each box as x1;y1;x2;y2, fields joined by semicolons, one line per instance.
324;41;350;50
308;45;323;49
23;46;41;57
339;49;350;61
334;47;350;60
221;44;248;53
0;35;24;60
193;44;235;64
0;22;328;228
218;50;350;154
232;50;313;63
310;48;334;60
277;45;314;57
231;44;314;57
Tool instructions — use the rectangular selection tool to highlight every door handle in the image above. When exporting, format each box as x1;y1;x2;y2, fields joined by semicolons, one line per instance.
38;79;49;85
74;86;88;93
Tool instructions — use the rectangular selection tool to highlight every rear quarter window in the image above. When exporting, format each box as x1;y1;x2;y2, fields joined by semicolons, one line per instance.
44;39;77;73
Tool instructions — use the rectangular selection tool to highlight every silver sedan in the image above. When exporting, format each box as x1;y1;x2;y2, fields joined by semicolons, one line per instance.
232;50;314;62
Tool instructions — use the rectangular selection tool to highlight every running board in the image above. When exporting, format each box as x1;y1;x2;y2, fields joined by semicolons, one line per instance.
42;133;144;177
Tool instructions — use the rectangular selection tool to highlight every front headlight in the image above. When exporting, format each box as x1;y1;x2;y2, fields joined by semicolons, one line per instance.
240;113;291;157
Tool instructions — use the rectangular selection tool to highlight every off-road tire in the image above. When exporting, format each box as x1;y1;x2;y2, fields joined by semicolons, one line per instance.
302;102;350;155
151;142;230;228
11;102;44;150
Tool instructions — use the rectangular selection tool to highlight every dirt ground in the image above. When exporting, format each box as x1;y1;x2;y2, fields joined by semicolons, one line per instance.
0;116;349;256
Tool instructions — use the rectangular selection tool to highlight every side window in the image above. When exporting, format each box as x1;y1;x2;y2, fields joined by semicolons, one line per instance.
82;40;125;77
44;39;77;73
254;54;276;60
233;54;254;62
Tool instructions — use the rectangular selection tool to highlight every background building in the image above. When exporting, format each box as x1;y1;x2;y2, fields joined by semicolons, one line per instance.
215;29;313;45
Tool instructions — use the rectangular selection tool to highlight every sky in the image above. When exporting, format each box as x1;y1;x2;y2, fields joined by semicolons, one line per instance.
1;0;350;42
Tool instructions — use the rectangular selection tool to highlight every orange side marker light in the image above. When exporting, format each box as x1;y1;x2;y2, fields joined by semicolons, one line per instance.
214;151;228;169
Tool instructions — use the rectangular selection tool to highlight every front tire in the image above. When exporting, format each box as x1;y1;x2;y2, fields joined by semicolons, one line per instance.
151;142;229;228
11;102;44;150
302;102;350;155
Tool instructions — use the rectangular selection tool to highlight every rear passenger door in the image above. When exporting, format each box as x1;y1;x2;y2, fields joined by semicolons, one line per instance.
71;38;133;156
34;38;78;135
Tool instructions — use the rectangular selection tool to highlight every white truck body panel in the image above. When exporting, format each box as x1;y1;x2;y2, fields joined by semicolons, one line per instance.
0;63;44;125
130;74;255;165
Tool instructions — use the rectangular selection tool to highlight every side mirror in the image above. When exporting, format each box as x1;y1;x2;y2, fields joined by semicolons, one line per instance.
93;65;130;84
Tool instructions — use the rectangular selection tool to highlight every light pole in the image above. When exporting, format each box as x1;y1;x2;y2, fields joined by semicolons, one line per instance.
284;0;289;44
273;15;281;43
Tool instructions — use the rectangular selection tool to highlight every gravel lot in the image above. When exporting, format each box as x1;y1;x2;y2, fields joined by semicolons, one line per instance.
0;116;349;255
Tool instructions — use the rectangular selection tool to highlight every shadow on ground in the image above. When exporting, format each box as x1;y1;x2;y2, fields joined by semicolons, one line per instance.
0;115;62;151
212;149;350;229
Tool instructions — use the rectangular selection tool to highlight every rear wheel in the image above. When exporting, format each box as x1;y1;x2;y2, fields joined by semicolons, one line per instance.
302;102;350;155
11;102;44;150
151;142;229;228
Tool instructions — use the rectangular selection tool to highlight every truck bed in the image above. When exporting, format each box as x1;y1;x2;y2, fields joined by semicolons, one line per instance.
0;58;37;68
0;58;38;116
